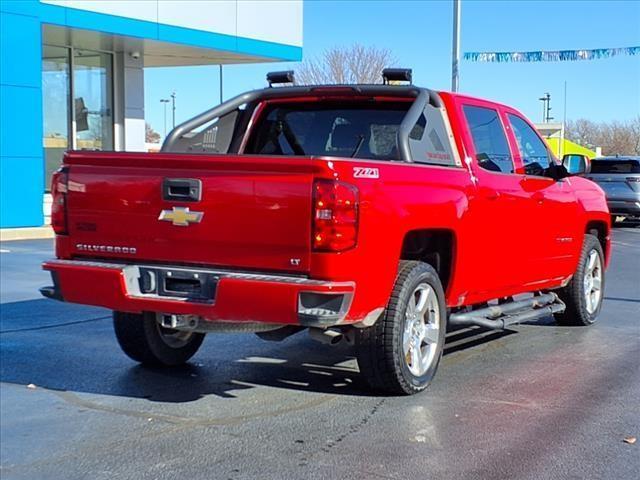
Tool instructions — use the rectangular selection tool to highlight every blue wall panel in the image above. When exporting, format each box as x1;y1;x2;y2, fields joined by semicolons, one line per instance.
0;13;41;87
0;85;43;158
0;157;44;228
0;9;43;228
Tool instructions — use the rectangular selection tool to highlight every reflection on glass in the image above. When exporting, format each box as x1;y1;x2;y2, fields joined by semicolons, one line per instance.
73;49;113;151
42;45;70;191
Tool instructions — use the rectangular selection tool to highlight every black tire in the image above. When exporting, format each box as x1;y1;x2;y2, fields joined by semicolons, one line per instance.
555;234;605;326
113;311;205;366
356;261;447;395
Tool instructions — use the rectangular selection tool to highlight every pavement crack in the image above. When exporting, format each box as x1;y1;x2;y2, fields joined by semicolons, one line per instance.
321;398;386;453
0;315;111;334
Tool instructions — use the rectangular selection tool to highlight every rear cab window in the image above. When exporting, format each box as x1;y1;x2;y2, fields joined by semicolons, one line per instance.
245;101;411;160
462;105;514;173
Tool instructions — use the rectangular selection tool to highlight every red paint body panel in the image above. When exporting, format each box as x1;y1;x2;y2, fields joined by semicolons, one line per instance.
44;91;611;326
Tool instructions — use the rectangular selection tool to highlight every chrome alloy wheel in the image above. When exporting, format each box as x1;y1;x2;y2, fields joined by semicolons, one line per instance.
583;249;603;314
402;283;441;376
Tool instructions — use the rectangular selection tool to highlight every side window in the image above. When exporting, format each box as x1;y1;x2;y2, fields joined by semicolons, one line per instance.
408;105;459;167
508;114;550;176
171;109;239;153
463;105;514;173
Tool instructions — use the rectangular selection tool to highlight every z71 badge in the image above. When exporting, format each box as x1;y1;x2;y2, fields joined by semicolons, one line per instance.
353;167;379;179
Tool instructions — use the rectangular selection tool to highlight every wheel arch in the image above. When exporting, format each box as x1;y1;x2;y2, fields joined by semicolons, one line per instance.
585;219;609;263
399;229;456;293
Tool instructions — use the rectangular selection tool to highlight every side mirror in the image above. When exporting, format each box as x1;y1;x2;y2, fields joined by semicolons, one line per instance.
562;154;590;176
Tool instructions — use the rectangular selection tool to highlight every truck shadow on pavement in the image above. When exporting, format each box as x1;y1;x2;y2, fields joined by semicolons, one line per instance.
2;298;519;402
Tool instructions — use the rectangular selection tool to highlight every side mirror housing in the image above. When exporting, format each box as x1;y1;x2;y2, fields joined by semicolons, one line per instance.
562;154;591;176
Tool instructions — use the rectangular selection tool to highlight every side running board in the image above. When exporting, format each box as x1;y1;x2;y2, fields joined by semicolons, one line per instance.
448;293;566;330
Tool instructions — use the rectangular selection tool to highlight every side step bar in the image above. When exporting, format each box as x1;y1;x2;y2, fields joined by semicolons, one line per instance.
449;293;565;330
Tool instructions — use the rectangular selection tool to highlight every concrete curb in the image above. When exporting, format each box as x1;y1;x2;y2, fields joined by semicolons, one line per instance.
0;227;54;242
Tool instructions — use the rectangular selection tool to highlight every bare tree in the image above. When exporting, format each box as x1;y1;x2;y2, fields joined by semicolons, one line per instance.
145;123;161;144
566;117;640;155
296;44;396;85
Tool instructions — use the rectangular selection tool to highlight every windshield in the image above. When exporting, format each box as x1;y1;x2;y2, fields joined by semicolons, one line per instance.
245;101;411;160
591;159;640;174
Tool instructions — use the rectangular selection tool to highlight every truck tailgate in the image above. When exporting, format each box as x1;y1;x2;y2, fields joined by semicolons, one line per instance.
62;152;314;273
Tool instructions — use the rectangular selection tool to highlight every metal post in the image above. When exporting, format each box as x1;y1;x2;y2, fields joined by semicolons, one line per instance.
451;0;461;92
219;65;223;104
160;99;169;138
546;93;553;123
560;81;567;157
170;92;176;128
539;93;552;123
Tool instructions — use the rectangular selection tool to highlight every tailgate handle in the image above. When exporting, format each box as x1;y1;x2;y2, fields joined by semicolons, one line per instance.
163;178;202;202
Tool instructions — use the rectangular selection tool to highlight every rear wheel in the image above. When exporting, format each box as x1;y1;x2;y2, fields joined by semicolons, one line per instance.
356;261;446;395
113;311;205;366
555;234;605;326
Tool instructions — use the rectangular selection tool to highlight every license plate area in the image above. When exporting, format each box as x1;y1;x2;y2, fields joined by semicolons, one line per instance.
138;267;217;302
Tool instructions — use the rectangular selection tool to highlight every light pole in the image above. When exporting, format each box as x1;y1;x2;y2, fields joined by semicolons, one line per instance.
539;93;553;123
219;65;223;104
170;91;176;128
160;99;169;137
451;0;461;92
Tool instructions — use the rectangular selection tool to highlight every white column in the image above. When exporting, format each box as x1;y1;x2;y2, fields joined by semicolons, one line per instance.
114;51;146;152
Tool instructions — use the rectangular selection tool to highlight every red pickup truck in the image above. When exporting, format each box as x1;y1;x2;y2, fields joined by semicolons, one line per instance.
41;70;610;395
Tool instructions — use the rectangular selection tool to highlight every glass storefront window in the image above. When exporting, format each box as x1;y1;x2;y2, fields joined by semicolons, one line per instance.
73;49;113;151
42;45;70;190
41;47;114;191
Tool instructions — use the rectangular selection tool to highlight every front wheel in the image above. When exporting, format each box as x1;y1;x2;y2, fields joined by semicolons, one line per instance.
356;261;447;395
113;311;205;366
555;234;605;326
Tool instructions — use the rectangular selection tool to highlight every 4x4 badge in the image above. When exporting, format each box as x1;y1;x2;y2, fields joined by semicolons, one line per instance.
158;207;204;226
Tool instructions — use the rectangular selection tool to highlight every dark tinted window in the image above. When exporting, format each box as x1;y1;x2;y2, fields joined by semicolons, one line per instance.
591;159;640;174
463;105;513;173
246;102;410;160
508;114;550;176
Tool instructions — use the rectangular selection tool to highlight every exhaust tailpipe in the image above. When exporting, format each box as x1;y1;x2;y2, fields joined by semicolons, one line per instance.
308;328;343;345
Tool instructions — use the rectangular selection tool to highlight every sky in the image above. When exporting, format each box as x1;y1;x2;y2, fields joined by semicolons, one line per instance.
144;0;640;138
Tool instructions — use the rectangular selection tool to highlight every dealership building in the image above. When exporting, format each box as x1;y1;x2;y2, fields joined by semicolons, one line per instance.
0;0;303;230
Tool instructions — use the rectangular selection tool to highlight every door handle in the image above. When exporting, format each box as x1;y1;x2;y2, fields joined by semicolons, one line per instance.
162;178;202;202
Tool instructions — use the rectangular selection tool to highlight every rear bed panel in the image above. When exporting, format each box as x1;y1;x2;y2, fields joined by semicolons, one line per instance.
59;152;315;274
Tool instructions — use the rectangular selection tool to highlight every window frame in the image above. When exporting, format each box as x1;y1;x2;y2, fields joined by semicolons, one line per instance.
460;102;518;176
505;111;556;178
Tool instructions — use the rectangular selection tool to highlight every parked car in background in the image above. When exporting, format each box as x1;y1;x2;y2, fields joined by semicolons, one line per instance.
589;156;640;223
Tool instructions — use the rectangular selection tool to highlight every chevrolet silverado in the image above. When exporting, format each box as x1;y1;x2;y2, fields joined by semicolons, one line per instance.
41;69;611;395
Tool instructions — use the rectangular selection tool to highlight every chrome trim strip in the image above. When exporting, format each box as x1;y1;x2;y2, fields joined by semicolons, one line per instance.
44;259;353;287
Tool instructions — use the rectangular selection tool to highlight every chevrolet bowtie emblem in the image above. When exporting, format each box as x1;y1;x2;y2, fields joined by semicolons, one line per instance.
158;207;204;226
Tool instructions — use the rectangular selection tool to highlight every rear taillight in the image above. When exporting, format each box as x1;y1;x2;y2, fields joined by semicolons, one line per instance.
51;167;69;235
313;180;359;252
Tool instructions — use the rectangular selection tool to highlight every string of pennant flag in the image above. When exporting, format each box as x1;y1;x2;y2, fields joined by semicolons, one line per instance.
463;46;640;63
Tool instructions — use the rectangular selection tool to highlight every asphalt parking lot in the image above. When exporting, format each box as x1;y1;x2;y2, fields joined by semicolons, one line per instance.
1;227;639;480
